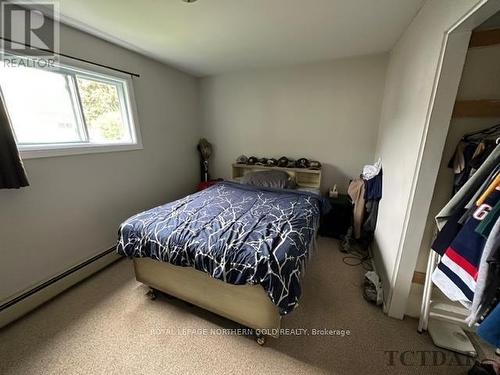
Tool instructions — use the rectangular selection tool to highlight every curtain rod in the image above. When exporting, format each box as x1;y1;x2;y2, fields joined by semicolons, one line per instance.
0;37;140;78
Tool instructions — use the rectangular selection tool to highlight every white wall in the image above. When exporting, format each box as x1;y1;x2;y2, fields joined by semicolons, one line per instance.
407;43;500;317
372;0;489;318
0;24;200;302
200;55;388;193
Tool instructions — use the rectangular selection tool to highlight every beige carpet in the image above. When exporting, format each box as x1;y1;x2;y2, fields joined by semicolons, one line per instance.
0;237;492;374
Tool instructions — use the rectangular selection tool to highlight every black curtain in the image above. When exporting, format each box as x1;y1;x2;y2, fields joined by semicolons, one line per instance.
0;94;29;189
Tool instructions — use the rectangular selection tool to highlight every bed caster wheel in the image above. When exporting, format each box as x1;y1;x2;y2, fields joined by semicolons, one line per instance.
146;288;158;300
255;334;266;346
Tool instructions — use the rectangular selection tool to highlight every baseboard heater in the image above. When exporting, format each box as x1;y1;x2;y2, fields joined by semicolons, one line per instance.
0;247;120;329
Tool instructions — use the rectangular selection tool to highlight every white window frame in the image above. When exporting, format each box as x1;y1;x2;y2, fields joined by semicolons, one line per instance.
1;55;143;159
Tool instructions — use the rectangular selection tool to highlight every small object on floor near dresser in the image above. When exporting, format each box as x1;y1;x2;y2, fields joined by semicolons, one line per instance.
319;194;353;239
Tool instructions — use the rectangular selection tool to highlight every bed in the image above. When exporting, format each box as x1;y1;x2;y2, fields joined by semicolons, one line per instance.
117;166;326;344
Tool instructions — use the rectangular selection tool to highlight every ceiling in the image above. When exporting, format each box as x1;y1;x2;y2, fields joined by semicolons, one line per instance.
34;0;424;77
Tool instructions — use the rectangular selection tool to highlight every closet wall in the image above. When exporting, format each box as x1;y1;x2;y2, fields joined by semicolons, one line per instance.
406;30;500;317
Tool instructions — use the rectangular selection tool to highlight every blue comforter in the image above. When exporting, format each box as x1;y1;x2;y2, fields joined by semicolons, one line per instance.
117;181;328;315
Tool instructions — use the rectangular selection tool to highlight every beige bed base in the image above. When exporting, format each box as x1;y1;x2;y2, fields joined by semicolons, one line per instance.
132;163;322;343
133;258;281;338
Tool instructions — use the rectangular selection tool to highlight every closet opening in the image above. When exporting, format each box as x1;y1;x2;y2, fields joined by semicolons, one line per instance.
413;6;500;358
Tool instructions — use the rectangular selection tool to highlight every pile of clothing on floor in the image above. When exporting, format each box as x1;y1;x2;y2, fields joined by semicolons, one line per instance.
431;140;500;351
347;158;382;242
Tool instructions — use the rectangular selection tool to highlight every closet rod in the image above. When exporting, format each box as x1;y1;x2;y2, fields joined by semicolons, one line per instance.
0;37;140;78
462;123;500;140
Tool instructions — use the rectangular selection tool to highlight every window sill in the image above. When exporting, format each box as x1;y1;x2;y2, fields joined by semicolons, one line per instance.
19;142;143;159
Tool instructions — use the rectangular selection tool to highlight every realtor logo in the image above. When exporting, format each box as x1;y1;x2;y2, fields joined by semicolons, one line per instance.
1;1;59;58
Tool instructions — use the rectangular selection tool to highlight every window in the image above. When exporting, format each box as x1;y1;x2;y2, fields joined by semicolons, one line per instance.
0;57;141;158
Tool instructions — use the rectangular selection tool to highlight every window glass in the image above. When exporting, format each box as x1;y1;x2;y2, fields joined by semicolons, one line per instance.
76;76;131;144
0;59;137;153
0;65;84;144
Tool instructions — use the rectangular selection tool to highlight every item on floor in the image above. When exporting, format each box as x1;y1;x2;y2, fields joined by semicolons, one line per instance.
236;155;248;164
468;360;500;375
256;157;268;165
362;271;383;306
197;179;223;191
197;138;213;182
247;156;258;165
319;193;353;239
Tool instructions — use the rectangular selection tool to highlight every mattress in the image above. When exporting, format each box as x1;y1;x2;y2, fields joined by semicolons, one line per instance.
117;181;329;315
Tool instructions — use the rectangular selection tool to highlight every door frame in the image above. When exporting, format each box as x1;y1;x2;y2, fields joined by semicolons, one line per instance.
386;0;500;319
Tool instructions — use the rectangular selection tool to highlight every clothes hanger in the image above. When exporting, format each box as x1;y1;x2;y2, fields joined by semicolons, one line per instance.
463;123;500;142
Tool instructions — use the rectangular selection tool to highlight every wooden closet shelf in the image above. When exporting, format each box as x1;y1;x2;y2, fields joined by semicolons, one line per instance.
469;28;500;48
453;99;500;118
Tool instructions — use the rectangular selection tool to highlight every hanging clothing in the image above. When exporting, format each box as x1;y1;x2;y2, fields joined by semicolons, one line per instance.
448;140;496;195
362;169;382;234
469;141;497;175
449;142;477;194
435;144;500;230
449;141;466;174
476;201;500;238
458;166;500;226
476;225;500;322
432;166;499;255
476;173;500;207
363;200;379;233
364;169;383;201
477;302;500;348
362;158;382;180
467;216;500;325
348;179;365;240
472;141;486;160
432;186;500;306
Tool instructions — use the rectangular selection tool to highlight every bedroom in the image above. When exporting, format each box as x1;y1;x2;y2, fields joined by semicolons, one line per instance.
1;0;500;374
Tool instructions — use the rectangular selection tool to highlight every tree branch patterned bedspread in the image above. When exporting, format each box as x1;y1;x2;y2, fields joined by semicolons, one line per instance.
117;181;329;315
